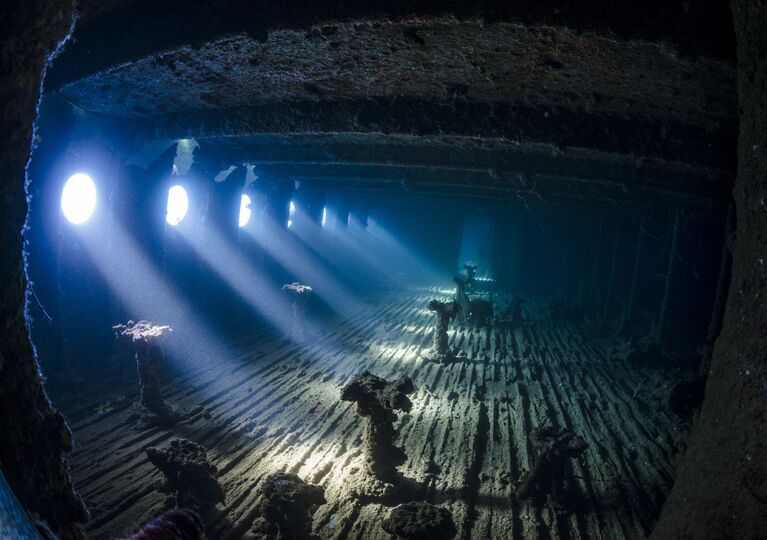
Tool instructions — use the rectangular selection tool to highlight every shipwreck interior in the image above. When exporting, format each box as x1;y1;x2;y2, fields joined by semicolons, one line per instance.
1;1;766;540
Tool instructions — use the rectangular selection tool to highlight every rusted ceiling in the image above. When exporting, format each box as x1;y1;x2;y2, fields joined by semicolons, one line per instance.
46;5;737;211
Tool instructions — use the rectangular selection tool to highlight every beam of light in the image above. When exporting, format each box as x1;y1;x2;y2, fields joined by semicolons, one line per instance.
322;206;327;227
352;212;368;229
76;218;234;379
288;206;381;286
314;215;391;284
178;224;304;338
61;173;97;224
301;211;445;292
239;194;252;228
346;216;408;276
249;209;366;318
166;185;189;226
364;217;447;286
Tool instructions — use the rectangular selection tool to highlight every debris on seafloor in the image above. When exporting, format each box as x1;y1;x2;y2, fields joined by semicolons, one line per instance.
95;400;114;415
509;296;526;323
282;282;313;342
381;502;457;540
610;335;664;366
468;298;494;328
113;320;176;425
128;508;205;540
145;438;225;509
250;472;326;540
452;276;472;324
514;426;588;506
425;299;460;363
495;296;526;328
341;371;416;497
462;262;478;289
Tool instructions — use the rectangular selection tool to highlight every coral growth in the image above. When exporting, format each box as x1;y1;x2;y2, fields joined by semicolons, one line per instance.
281;282;313;296
251;472;326;540
381;502;457;539
427;299;460;358
113;320;175;424
468;298;494;327
341;371;416;484
282;282;313;341
145;438;225;509
515;426;588;505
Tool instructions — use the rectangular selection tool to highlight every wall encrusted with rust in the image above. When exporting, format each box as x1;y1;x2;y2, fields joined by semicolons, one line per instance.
651;0;767;537
0;2;88;538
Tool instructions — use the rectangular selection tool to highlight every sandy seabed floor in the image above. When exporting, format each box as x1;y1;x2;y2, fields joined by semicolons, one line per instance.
60;288;688;539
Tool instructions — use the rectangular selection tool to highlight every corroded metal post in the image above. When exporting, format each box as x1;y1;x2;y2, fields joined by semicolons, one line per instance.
113;320;174;424
341;371;415;489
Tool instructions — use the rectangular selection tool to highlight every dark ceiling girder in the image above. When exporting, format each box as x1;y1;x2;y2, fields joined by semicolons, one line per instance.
105;125;730;211
129;99;736;171
333;186;609;213
194;133;727;192
285;171;718;210
255;162;719;206
178;133;728;208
